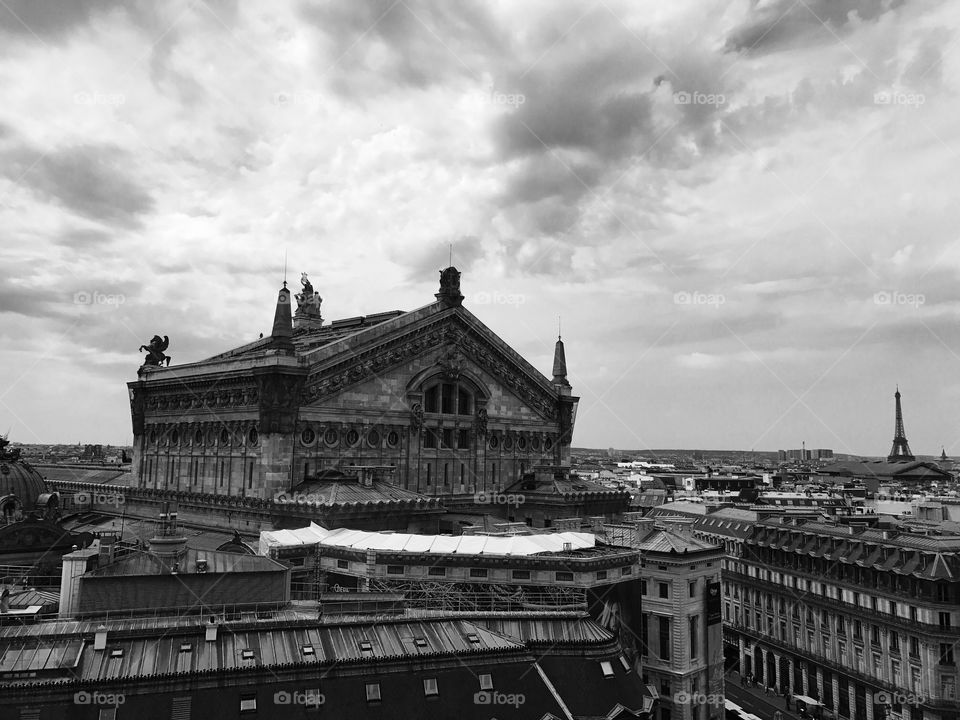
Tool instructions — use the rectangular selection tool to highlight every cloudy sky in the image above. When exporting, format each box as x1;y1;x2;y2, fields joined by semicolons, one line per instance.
0;0;958;456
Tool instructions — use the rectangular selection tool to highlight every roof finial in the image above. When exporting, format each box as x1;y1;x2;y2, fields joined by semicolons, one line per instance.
558;315;562;341
283;249;288;287
449;242;452;268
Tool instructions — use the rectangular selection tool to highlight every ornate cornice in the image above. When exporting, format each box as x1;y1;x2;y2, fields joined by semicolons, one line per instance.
141;380;260;415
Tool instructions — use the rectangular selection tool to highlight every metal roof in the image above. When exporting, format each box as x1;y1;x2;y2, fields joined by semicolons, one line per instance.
635;528;720;554
0;617;525;682
87;548;286;577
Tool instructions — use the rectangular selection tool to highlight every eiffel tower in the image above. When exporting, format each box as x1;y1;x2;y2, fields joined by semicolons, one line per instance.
887;386;915;461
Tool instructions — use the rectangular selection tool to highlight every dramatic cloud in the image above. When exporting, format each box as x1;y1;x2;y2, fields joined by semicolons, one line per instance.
1;0;958;454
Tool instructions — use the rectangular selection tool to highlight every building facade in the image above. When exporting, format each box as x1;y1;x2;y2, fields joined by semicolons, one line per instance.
127;268;579;502
725;517;960;720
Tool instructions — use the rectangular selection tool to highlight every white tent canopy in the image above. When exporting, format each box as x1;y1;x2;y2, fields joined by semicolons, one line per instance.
260;524;596;557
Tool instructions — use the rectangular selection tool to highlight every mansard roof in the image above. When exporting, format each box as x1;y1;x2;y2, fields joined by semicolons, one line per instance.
818;459;952;479
635;527;721;555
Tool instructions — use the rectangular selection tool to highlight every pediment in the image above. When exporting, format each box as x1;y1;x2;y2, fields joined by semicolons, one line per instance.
300;310;558;421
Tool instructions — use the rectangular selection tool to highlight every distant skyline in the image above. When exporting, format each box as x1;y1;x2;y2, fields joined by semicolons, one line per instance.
1;1;959;455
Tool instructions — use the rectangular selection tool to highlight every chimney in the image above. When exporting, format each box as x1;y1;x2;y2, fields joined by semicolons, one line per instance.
58;545;100;619
149;503;188;567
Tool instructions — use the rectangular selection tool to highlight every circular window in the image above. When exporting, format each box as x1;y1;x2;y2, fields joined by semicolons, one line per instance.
170;429;180;446
324;428;339;446
387;430;399;447
367;429;381;447
301;428;316;446
489;434;499;449
531;436;541;451
503;435;514;451
545;437;554;451
517;436;527;451
194;429;203;446
248;427;259;445
346;429;360;446
220;428;230;446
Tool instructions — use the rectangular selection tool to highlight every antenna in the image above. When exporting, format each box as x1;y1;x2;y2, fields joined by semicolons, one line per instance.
449;243;452;267
283;249;288;285
558;316;561;340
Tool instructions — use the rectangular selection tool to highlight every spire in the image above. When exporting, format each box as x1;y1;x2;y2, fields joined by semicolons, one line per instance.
270;281;294;351
887;386;915;461
552;334;570;387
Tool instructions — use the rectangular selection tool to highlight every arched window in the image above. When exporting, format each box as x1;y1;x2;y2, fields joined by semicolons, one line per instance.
422;379;479;417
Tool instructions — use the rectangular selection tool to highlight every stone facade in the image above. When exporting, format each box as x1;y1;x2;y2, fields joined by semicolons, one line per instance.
128;268;579;502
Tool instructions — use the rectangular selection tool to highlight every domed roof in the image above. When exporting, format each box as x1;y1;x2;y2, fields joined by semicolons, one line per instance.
0;440;47;509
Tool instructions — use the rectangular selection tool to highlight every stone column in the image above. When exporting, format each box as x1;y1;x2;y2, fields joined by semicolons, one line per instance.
788;658;795;695
774;653;782;692
761;647;769;687
802;664;809;695
848;684;856;720
831;676;840;716
739;637;747;677
865;693;875;720
816;668;824;700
